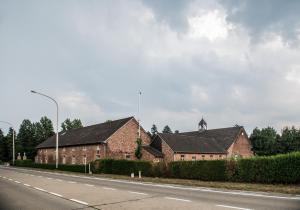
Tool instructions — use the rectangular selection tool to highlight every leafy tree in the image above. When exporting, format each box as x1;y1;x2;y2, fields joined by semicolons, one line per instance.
280;127;300;153
151;124;158;137
61;118;83;131
250;127;278;156
17;120;36;160
135;138;142;159
35;116;54;146
174;130;179;134
162;125;172;134
0;129;4;161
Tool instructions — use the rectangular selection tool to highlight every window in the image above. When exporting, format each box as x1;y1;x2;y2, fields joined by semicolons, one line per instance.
210;155;213;158
219;155;222;158
180;155;185;161
45;149;47;153
72;156;76;164
192;156;196;161
62;156;66;164
125;154;131;160
45;157;48;164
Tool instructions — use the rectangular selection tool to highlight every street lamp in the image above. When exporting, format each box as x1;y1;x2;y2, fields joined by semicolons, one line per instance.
30;90;59;168
0;121;15;165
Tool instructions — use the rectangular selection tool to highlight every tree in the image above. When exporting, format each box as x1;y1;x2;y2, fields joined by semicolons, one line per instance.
280;127;300;153
35;116;54;146
162;125;172;134
174;130;179;134
151;124;158;137
250;127;278;156
135;138;142;159
61;118;83;131
0;129;4;161
17;120;36;160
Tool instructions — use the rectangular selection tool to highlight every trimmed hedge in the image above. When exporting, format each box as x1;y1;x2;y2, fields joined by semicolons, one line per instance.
93;159;152;176
12;152;300;184
169;160;227;181
236;152;300;184
14;160;86;173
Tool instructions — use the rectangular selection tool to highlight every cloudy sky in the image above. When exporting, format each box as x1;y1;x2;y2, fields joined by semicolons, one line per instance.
1;0;300;134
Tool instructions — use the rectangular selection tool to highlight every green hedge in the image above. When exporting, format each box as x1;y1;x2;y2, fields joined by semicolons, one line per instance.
169;160;227;181
14;160;86;173
93;159;152;176
236;152;300;184
13;152;300;184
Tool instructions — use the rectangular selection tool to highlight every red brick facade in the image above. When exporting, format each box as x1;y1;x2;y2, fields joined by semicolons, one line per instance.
36;118;152;165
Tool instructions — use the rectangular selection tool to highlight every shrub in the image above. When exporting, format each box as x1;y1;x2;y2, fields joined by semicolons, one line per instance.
92;159;152;176
14;160;86;173
236;152;300;184
169;160;227;181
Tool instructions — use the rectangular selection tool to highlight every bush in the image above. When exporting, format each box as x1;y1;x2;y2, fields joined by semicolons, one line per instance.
236;152;300;184
14;160;86;173
92;159;152;176
169;160;227;181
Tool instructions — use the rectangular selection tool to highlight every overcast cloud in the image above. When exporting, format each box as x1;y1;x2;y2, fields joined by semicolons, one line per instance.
1;0;300;134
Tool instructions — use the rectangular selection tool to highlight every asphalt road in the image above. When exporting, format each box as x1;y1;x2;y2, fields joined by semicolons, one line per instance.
0;166;299;210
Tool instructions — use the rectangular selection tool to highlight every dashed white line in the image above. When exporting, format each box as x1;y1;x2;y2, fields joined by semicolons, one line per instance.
49;192;63;197
23;183;31;187
216;204;252;210
69;198;88;205
56;179;63;182
8;178;13;181
14;181;21;184
129;191;148;195
103;187;116;190
165;197;191;202
47;177;53;180
84;184;94;187
34;187;47;192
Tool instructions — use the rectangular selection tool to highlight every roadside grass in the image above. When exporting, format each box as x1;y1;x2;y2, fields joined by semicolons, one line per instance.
11;166;300;195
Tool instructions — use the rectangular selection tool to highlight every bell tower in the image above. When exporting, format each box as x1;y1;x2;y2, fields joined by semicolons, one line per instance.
198;117;207;132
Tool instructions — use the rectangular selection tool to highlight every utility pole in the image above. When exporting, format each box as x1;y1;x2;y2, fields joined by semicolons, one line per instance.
138;91;141;138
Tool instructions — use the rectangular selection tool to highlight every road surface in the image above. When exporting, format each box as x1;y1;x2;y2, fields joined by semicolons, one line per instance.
0;166;299;210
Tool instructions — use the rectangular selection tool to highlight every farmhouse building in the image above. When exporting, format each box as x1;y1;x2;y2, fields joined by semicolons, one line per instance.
35;117;163;165
36;117;253;164
150;121;253;161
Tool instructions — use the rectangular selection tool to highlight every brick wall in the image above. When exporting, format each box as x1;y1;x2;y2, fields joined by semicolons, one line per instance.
161;140;174;162
227;131;253;158
106;118;152;160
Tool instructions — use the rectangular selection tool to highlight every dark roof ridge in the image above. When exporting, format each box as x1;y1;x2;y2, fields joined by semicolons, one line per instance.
180;126;243;134
60;116;134;133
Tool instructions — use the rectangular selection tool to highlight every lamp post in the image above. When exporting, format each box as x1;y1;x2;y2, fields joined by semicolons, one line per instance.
30;90;59;168
0;121;15;165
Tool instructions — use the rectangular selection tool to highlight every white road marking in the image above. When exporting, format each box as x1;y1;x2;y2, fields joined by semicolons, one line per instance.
8;178;13;181
47;177;53;180
34;187;47;192
3;176;6;178
103;187;116;190
3;167;300;201
24;184;31;187
216;204;252;210
165;197;191;202
56;179;63;182
70;198;88;205
14;181;21;184
84;184;94;187
129;191;148;195
68;181;76;184
49;192;63;197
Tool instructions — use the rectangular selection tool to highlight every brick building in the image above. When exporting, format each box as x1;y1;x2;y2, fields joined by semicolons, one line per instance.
35;117;163;165
150;122;253;162
36;117;253;164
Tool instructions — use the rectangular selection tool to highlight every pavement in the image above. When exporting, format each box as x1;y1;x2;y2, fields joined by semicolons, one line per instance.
0;166;299;210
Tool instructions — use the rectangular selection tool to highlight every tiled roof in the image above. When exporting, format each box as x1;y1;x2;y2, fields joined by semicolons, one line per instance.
142;145;164;158
36;117;134;149
156;126;243;154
